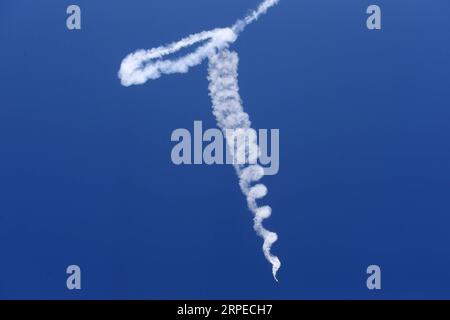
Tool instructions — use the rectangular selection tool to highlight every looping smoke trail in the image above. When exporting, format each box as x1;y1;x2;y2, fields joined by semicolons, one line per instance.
119;28;237;86
119;0;280;87
208;50;280;280
118;0;282;281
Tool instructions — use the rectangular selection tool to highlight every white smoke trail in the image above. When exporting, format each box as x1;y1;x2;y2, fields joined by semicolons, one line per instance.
232;0;280;33
119;28;237;86
208;50;281;280
119;0;280;86
118;0;281;281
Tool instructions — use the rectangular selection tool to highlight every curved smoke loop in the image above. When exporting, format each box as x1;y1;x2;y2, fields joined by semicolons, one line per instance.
118;0;281;281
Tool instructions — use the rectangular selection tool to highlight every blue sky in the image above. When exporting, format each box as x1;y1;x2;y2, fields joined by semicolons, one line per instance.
1;0;450;299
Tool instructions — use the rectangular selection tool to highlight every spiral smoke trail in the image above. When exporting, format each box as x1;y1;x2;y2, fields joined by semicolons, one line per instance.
118;0;281;281
208;50;280;280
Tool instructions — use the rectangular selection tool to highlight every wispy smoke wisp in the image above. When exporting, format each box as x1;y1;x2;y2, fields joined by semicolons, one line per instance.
118;0;281;281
